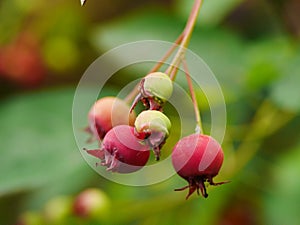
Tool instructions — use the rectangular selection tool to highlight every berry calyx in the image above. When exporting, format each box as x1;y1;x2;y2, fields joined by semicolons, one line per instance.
134;110;171;160
131;72;173;111
172;134;228;199
86;125;150;173
87;97;136;141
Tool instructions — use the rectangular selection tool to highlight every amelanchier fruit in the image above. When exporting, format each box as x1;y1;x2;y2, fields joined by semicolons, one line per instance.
134;110;171;160
86;125;150;173
73;188;111;220
172;134;228;199
86;97;136;141
131;72;173;111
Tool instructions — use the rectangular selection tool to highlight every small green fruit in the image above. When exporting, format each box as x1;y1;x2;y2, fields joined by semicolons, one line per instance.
134;110;171;160
142;72;173;103
131;72;173;111
135;110;171;136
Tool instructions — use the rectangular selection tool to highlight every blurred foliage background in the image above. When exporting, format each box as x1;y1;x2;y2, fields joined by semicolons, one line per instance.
1;0;300;224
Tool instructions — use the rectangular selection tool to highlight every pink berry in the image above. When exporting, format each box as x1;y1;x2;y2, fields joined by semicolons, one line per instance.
172;134;228;199
86;125;150;173
87;97;136;140
73;188;110;219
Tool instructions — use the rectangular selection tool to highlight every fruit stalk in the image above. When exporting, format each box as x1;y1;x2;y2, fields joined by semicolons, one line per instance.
125;0;203;102
167;0;203;80
124;33;184;104
182;59;203;134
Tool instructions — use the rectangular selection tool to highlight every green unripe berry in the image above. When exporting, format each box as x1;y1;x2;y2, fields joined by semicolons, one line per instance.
135;110;171;137
141;72;173;103
134;110;171;160
130;72;173;111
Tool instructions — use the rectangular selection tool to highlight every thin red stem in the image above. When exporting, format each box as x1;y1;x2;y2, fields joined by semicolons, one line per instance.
125;0;203;102
124;33;184;104
150;33;184;73
166;0;203;80
182;59;203;134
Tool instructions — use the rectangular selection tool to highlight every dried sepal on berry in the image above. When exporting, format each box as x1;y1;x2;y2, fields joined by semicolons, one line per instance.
130;72;173;111
85;125;150;173
134;110;171;160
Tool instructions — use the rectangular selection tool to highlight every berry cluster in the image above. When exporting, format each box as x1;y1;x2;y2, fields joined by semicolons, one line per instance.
83;0;228;199
84;71;227;199
85;72;172;173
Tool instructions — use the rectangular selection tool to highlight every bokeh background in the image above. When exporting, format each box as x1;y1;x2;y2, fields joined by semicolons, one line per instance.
1;0;300;224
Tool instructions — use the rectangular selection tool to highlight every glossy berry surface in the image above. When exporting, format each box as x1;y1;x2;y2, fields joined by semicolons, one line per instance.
87;97;136;140
86;125;150;173
172;134;227;199
134;110;171;160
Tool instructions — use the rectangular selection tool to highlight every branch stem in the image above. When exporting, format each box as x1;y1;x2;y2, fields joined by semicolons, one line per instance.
166;0;203;80
124;33;184;104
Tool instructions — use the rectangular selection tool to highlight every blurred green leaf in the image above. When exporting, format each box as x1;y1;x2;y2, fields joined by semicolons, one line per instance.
0;88;90;196
175;0;243;27
270;50;300;112
264;144;300;225
91;9;184;49
244;37;293;91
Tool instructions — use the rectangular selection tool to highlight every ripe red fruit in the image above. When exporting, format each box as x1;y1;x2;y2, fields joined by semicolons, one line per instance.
87;97;136;140
172;134;228;199
86;125;150;173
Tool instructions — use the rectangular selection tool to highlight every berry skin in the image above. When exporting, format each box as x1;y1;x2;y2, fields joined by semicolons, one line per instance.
86;125;150;173
134;110;171;160
172;134;228;199
73;188;110;220
131;72;173;111
87;97;136;141
0;34;45;87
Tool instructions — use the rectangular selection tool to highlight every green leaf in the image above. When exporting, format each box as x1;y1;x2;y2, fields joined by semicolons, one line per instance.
0;88;91;196
91;9;184;50
264;144;300;225
270;49;300;111
244;37;292;91
175;0;243;27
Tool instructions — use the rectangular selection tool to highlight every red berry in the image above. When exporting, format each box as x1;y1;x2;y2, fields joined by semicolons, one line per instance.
86;125;150;173
0;34;45;87
172;134;228;199
87;97;136;140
